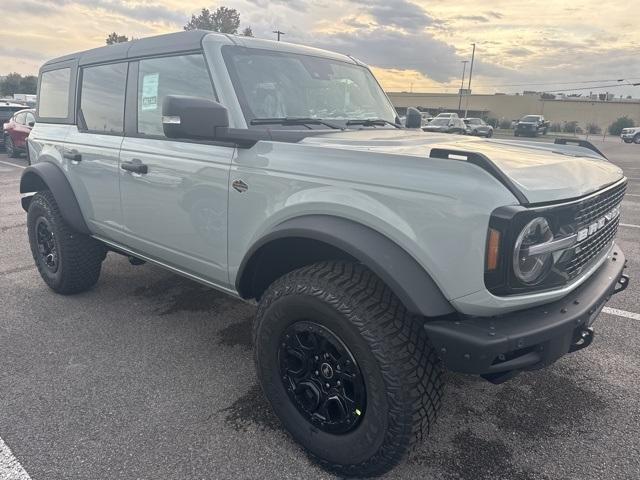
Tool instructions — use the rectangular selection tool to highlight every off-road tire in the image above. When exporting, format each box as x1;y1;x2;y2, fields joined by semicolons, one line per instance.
254;261;444;477
27;191;106;294
5;136;18;158
634;134;640;144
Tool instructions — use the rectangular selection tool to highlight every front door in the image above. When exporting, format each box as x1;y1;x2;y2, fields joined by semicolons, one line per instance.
118;53;233;287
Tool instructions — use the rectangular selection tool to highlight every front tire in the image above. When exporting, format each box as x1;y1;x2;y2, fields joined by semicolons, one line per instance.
27;191;106;294
254;261;443;477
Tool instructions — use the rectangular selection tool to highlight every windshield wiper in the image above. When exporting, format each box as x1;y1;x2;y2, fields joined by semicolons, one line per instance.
250;117;343;130
345;118;400;128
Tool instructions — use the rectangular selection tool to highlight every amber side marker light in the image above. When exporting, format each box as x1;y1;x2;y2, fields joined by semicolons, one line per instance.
486;228;501;271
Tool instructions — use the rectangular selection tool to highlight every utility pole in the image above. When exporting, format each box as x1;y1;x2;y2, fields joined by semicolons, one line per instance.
273;30;285;41
457;61;468;113
464;43;476;118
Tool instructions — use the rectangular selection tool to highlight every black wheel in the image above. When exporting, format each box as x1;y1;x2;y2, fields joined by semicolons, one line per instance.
254;261;444;477
634;134;640;144
5;135;18;158
623;139;632;143
27;191;106;294
486;130;493;138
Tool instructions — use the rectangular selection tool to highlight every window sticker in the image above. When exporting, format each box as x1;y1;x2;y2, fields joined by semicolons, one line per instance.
141;73;159;111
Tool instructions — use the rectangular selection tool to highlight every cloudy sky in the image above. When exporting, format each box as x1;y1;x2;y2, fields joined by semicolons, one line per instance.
2;0;639;96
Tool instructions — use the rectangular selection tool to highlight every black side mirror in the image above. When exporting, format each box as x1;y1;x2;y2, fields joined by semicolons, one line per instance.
162;95;229;140
28;121;35;127
405;107;422;129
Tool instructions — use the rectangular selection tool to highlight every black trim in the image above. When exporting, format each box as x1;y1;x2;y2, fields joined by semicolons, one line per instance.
19;162;90;234
429;148;529;204
425;244;627;376
554;137;606;159
236;215;454;317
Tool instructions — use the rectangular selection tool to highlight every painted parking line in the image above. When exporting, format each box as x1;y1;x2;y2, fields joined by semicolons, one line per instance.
603;307;640;321
0;160;26;170
620;223;640;229
0;436;31;480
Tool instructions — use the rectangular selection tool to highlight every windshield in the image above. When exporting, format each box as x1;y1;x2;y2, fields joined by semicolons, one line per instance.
222;46;397;126
429;118;450;126
520;115;540;122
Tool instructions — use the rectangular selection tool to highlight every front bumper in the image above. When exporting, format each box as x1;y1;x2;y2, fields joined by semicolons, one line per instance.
424;244;628;379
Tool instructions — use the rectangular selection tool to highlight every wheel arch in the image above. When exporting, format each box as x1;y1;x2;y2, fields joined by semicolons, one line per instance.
236;215;454;317
20;162;90;234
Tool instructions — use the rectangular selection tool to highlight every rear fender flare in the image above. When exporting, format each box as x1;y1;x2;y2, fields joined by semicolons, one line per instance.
20;161;90;234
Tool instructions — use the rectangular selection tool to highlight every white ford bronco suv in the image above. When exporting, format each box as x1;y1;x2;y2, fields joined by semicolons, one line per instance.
21;31;629;476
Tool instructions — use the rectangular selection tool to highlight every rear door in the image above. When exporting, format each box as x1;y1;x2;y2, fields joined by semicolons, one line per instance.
118;53;233;287
64;62;128;239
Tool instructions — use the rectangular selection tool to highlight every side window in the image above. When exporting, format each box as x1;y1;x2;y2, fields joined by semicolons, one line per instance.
14;112;26;125
79;63;127;133
137;54;214;137
39;68;71;118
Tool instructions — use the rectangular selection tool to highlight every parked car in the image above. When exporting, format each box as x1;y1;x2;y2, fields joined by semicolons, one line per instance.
21;31;629;477
514;114;550;137
434;112;459;119
464;117;493;137
620;127;640;144
0;102;31;152
423;117;467;134
2;108;35;157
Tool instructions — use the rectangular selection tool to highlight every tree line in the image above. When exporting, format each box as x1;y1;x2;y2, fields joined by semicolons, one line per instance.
0;73;38;96
106;6;252;45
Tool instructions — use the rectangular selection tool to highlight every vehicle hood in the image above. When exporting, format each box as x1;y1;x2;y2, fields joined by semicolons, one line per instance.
301;129;624;204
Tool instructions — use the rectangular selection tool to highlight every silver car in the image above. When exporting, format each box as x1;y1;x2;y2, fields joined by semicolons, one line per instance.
464;117;494;137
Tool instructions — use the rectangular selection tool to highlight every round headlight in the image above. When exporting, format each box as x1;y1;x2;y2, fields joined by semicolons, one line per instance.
513;217;554;285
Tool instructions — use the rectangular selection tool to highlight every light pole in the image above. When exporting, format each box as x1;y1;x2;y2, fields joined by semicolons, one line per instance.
464;43;476;118
273;30;285;41
458;60;468;113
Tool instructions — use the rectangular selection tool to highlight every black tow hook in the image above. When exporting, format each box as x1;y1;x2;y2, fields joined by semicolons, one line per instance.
613;274;630;295
569;327;595;353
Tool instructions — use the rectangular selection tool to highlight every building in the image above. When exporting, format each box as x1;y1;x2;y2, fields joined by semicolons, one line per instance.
388;92;640;132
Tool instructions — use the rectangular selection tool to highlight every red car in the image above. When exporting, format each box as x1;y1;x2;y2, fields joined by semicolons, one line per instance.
2;106;35;158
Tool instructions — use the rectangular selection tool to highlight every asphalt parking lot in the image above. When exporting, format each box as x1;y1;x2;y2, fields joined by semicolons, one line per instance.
0;138;639;480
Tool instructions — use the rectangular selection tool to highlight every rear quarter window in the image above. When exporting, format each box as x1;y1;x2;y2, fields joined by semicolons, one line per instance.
38;68;71;119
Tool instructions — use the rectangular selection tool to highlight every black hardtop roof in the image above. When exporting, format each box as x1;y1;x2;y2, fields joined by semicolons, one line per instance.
41;30;210;70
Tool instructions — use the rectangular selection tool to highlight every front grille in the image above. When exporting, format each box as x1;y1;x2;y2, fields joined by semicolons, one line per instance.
574;181;626;229
563;180;626;280
565;216;619;279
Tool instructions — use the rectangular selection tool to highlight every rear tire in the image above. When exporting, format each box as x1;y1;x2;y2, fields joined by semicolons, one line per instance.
254;261;444;477
5;136;18;158
27;191;106;294
634;134;640;144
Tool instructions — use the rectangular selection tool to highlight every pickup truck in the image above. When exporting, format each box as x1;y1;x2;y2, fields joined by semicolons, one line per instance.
514;114;550;137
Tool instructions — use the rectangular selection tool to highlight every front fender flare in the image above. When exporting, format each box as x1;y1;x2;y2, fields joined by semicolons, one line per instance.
20;162;90;234
237;215;454;317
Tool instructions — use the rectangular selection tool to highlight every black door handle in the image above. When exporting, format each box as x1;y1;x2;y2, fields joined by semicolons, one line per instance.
64;150;82;162
121;160;148;175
